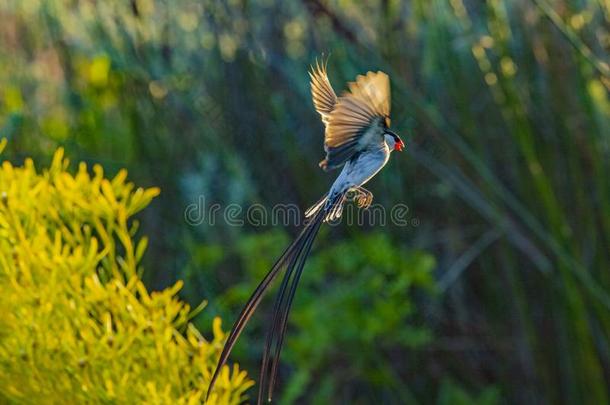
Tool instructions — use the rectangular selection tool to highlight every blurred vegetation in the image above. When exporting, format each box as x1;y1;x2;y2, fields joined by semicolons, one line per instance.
0;0;609;403
0;144;252;404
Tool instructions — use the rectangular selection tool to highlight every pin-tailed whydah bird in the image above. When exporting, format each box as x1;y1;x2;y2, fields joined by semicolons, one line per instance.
206;61;405;403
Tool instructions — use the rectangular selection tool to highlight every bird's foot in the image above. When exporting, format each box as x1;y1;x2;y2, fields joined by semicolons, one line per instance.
350;187;373;209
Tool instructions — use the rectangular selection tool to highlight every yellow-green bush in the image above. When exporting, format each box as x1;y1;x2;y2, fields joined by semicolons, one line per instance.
0;141;252;404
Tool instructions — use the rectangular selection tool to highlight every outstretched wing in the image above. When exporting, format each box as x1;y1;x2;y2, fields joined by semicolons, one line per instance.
320;71;391;171
309;60;337;126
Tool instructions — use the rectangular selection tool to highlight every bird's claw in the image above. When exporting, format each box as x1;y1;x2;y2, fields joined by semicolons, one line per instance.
351;188;373;209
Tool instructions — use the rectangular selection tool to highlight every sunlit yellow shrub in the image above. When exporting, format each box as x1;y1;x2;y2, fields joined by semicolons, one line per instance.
0;141;252;404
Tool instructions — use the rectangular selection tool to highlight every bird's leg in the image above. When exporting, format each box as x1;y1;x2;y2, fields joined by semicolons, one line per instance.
361;187;373;208
348;187;365;207
349;186;373;209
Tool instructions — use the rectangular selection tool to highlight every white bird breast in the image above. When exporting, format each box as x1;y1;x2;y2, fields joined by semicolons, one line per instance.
329;142;391;196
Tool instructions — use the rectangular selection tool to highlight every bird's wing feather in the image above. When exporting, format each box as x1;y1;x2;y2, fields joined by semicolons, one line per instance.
347;70;390;121
309;60;337;126
320;71;391;171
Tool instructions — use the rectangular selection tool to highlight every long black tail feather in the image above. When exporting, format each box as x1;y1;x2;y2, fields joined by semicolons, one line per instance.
258;210;324;403
257;248;303;403
206;193;344;403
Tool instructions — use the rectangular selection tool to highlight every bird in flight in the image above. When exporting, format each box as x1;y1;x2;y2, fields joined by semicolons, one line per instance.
206;60;405;404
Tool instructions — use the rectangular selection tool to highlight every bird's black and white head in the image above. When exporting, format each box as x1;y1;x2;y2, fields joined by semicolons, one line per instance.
383;129;405;153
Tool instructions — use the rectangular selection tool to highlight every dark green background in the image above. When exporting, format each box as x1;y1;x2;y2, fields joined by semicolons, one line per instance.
1;0;609;403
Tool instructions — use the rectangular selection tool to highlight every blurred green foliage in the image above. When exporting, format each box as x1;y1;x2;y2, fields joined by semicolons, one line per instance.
192;230;436;403
1;0;609;403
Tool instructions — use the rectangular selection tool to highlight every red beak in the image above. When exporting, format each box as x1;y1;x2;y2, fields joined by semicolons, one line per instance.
394;140;405;152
